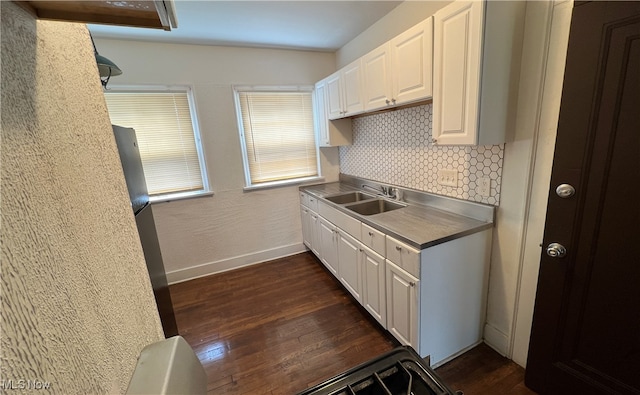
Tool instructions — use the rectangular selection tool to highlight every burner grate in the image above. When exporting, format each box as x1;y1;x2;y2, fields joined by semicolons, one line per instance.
298;347;456;395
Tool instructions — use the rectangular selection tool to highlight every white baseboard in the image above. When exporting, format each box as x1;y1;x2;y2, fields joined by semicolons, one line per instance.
166;243;308;284
483;323;510;356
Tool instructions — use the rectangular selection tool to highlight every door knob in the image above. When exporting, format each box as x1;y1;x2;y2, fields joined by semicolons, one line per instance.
556;184;575;198
546;243;567;258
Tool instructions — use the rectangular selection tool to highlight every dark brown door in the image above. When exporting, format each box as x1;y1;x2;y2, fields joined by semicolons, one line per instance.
525;1;640;394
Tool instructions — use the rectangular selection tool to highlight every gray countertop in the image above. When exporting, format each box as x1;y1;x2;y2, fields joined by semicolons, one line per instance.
300;181;494;250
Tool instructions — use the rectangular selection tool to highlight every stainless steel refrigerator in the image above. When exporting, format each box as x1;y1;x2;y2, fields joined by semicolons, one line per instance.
112;125;179;337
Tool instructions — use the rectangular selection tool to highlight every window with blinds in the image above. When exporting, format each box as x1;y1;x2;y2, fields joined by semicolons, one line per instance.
104;89;208;199
235;88;319;187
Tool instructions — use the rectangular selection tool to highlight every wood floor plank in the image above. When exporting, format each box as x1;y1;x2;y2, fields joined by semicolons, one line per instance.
169;252;537;394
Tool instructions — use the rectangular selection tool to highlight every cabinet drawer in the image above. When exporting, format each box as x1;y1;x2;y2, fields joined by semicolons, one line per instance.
301;192;319;211
361;223;386;256
386;237;420;277
318;200;360;238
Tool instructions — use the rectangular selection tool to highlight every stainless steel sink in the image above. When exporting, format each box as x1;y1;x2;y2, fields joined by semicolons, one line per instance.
345;199;406;216
324;191;375;205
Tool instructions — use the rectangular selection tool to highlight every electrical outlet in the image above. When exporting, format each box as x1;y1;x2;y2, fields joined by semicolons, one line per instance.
437;169;458;187
478;177;491;197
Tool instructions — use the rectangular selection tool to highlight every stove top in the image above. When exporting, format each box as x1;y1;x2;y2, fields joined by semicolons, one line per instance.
297;347;457;395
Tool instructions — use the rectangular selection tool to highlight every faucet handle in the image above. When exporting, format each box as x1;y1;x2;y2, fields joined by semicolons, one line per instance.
389;187;402;201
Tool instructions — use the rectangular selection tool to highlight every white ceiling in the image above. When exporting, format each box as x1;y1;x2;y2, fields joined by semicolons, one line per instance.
89;1;403;52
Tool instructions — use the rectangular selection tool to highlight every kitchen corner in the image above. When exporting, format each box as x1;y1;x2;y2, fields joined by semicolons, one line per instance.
300;174;494;367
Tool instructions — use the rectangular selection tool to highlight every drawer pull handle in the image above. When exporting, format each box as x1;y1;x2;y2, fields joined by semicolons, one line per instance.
409;281;416;287
368;232;373;236
395;246;402;251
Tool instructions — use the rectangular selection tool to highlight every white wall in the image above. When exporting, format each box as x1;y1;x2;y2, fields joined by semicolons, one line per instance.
2;3;163;393
336;0;452;68
94;38;337;282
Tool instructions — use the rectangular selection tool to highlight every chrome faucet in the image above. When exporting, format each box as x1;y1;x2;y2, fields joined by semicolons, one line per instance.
362;184;401;200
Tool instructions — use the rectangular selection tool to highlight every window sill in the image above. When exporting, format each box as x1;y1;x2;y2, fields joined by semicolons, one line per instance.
150;190;214;204
243;176;325;192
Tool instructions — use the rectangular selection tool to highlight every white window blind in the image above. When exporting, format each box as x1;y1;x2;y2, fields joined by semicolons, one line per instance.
236;90;318;186
104;90;206;197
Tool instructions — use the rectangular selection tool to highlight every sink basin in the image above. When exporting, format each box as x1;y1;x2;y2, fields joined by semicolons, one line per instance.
345;199;406;216
325;191;375;205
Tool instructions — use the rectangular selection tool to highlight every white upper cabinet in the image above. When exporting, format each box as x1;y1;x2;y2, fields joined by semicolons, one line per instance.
391;17;433;106
433;0;525;145
342;60;366;116
326;59;365;120
363;18;433;112
314;80;352;147
362;43;393;111
326;71;343;120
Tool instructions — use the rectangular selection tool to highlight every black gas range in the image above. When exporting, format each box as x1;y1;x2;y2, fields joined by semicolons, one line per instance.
297;346;459;395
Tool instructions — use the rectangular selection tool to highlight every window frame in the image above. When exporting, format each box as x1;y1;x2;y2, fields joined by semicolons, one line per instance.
105;84;211;203
233;85;323;191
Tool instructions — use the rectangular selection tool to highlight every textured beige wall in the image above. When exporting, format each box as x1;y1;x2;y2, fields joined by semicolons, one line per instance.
93;38;337;282
1;3;163;394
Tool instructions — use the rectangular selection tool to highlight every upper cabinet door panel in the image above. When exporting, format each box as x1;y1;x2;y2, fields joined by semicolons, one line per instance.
433;1;483;145
363;43;392;112
392;17;433;106
314;81;329;146
326;72;343;120
314;79;353;147
342;59;365;116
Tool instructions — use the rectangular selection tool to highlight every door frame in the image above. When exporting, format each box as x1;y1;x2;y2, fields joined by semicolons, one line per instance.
500;0;575;366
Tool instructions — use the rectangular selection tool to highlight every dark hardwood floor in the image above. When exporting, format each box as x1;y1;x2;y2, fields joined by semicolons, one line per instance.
437;343;536;394
170;252;536;394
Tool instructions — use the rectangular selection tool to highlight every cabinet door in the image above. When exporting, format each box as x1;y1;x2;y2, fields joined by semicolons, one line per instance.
391;17;433;105
318;217;338;275
325;72;343;120
361;246;386;326
301;206;311;248
342;59;365;116
314;81;329;146
337;229;362;303
362;43;392;112
386;260;419;348
315;80;354;147
432;1;483;145
309;211;321;257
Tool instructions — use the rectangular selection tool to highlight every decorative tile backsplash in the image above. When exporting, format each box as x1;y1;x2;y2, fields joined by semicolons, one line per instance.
339;104;504;205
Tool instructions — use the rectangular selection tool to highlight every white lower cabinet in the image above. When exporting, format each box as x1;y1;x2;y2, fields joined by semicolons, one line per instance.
385;260;419;348
300;192;491;367
318;217;339;276
361;245;386;326
337;229;362;303
300;192;321;257
300;206;311;248
309;210;320;258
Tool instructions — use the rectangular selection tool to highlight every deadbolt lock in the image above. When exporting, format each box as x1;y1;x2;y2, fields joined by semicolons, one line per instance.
556;184;575;198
